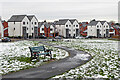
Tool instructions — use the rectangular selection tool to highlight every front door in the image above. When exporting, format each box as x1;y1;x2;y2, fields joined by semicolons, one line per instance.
66;29;69;38
76;29;79;37
34;27;38;38
106;29;109;37
97;29;100;38
22;27;27;39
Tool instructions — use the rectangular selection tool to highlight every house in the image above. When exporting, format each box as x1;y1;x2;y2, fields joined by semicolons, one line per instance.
109;22;115;37
79;22;88;37
2;20;8;37
8;15;38;38
27;15;38;38
55;19;79;38
38;21;57;38
87;20;110;38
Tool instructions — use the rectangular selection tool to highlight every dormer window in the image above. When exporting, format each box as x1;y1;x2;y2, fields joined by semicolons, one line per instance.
23;22;25;25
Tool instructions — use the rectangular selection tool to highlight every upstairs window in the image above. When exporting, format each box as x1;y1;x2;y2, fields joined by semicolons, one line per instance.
66;25;68;27
50;29;53;31
97;26;99;28
74;25;75;27
23;22;25;25
27;22;28;24
69;25;71;27
32;28;33;30
42;28;44;31
76;25;78;27
35;22;37;25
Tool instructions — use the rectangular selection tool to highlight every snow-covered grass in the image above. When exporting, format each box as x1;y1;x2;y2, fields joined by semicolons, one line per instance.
47;39;119;79
0;40;69;75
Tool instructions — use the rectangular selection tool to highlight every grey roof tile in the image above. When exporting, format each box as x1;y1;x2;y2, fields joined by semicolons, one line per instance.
8;15;26;22
55;19;69;25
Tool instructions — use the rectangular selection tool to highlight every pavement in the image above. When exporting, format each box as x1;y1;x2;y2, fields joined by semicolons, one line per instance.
2;40;92;80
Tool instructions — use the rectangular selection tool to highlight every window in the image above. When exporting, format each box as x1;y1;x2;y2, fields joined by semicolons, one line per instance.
106;26;108;28
14;28;15;30
14;22;15;24
66;25;68;27
69;25;71;27
42;28;44;31
97;26;99;28
91;30;92;31
35;22;37;25
23;22;25;25
74;25;75;27
76;25;78;27
32;22;33;24
104;26;105;28
50;29;52;31
27;28;28;30
32;28;33;30
27;22;28;24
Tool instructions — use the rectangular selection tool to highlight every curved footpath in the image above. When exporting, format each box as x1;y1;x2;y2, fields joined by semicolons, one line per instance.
2;41;92;80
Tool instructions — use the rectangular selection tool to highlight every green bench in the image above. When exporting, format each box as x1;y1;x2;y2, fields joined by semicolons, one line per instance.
29;46;52;61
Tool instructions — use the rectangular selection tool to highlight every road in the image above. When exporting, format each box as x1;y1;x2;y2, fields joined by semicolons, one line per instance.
2;40;92;80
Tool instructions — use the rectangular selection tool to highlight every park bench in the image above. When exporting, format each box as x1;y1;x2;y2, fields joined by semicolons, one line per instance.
29;46;52;61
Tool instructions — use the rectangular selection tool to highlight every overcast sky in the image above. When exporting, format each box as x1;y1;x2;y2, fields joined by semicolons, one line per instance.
0;0;119;22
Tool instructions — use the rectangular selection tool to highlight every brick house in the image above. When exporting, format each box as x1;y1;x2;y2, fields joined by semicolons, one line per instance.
38;21;57;38
79;22;88;37
2;20;8;37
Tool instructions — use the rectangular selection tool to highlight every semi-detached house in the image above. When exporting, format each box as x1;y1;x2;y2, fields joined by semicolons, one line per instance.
87;20;110;38
8;15;38;38
55;19;79;38
38;21;56;38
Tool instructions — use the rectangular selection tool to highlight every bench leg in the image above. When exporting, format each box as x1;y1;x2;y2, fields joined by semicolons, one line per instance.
44;54;46;59
37;54;40;61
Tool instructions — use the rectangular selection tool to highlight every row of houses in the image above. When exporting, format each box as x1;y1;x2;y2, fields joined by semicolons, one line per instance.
80;20;120;38
0;15;120;38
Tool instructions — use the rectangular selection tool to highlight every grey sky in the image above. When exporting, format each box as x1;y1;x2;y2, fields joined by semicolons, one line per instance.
0;0;119;22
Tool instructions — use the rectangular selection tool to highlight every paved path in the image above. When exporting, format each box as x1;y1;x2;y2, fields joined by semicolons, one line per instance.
2;40;92;80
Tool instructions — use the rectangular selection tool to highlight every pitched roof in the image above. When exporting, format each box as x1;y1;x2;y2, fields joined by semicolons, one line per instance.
38;22;55;28
55;19;69;25
8;15;26;22
69;19;76;24
88;21;99;26
81;22;88;27
100;21;106;25
27;15;34;21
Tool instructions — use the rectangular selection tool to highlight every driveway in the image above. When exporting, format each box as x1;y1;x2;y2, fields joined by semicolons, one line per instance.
2;40;92;80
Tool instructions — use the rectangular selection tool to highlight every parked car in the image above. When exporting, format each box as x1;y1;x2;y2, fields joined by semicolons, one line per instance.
85;36;96;39
38;35;47;39
55;36;62;39
75;36;85;39
2;37;11;42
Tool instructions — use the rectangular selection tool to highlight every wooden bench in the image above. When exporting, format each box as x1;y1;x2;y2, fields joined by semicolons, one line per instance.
29;46;52;61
